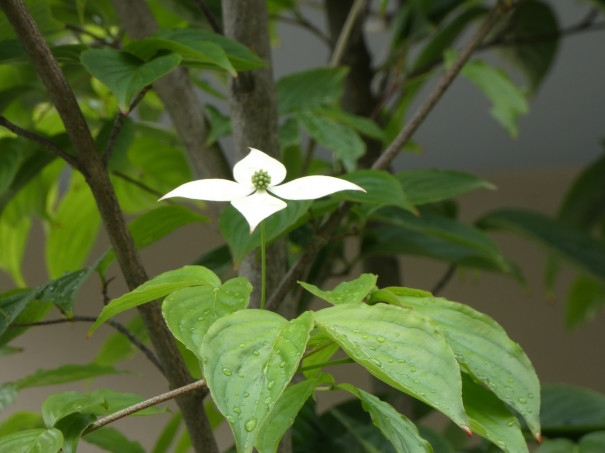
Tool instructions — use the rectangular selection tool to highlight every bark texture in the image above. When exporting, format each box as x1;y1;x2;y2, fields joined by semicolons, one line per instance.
222;0;292;315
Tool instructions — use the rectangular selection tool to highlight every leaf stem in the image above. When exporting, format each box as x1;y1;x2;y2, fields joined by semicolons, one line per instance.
299;357;354;373
261;221;267;309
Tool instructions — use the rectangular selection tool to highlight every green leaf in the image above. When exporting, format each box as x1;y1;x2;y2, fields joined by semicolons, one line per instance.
558;153;605;231
447;52;529;137
0;213;30;287
0;0;62;40
296;110;365;171
86;389;165;417
220;200;312;264
205;104;232;145
0;383;18;411
256;376;328;453
462;375;528;453
45;172;101;279
0;300;52;348
41;392;104;427
54;412;96;453
396;169;495;205
124;33;236;76
412;5;487;72
376;288;541;439
477;208;605;285
201;310;314;453
299;274;377;305
154;28;265;71
276;67;348;114
88;265;221;336
16;364;123;390
533;439;576;453
566;276;605;329
316;107;385;141
97;205;209;276
0;428;63;453
162;277;252;360
0;411;44;436
0;289;37;338
367;207;514;274
580;431;605;451
338;383;433;453
152;413;182;453
83;426;145;453
336;170;417;215
541;384;605;437
37;268;96;317
498;1;559;92
80;49;182;111
315;303;470;432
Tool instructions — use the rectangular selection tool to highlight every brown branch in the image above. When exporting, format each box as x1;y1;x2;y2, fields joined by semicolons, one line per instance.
0;3;215;452
267;0;516;312
0;115;81;170
10;315;162;372
82;379;208;435
270;11;331;46
191;0;223;35
103;85;152;165
329;0;367;67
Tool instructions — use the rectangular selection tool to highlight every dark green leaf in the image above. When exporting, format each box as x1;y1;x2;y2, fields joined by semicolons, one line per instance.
376;287;540;439
541;384;605;437
498;1;559;92
201;310;314;453
83;426;145;453
397;169;495;205
477;208;605;285
16;364;123;390
566;276;605;330
54;412;96;453
220;200;312;264
88;265;221;336
335;170;417;215
152;413;182;453
276;67;349;114
0;428;63;453
38;268;96;317
0;411;44;435
0;289;37;338
338;383;433;453
0;300;52;348
41;392;104;427
80;49;182;111
205;104;232;145
462;375;528;452
367;207;515;274
296;110;364;171
299;274;377;305
316;107;385;141
315;303;470;432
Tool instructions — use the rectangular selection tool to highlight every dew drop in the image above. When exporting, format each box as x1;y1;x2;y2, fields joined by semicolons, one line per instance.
353;329;360;334
362;335;369;340
518;397;527;404
243;392;249;398
410;366;416;373
222;368;232;376
528;393;534;399
368;346;376;351
253;350;260;356
245;418;257;432
239;343;245;349
279;361;286;368
370;358;381;367
267;380;275;390
238;373;245;378
377;336;385;343
226;415;235;423
233;407;241;414
197;316;205;321
506;420;515;427
264;396;272;404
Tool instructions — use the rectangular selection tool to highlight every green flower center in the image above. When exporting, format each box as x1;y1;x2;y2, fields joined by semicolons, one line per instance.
251;169;271;190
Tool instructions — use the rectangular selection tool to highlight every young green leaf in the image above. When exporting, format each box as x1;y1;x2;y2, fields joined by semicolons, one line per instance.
88;265;221;336
16;364;123;390
299;274;377;305
162;277;252;360
83;426;145;453
0;428;63;453
337;383;433;453
378;288;541;440
41;392;105;427
201;310;314;453
315;303;470;433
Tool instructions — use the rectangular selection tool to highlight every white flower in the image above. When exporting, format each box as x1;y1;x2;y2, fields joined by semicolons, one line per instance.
160;147;365;232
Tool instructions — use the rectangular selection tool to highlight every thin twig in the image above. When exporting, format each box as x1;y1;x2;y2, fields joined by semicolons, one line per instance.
431;264;457;296
103;85;152;165
329;0;368;67
270;11;331;46
82;379;208;435
191;0;223;34
110;170;165;199
267;1;515;312
11;315;163;372
0;115;81;170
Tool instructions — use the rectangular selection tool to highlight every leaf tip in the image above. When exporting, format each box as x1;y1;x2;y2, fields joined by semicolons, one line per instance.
462;425;473;437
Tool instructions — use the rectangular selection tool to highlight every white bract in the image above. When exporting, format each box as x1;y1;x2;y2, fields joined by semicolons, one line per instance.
160;148;365;232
